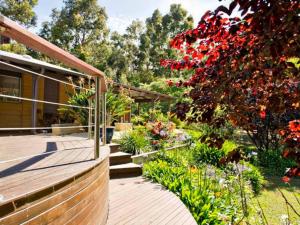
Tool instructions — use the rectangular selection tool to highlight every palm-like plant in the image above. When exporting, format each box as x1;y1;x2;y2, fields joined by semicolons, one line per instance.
106;87;133;125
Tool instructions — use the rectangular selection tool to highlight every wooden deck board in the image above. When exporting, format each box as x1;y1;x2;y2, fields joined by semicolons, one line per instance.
107;177;197;225
0;134;108;206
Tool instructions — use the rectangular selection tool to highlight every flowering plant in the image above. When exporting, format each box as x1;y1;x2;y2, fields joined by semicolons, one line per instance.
146;121;176;149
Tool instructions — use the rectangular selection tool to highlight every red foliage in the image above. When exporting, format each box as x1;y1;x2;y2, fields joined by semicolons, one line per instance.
280;120;300;180
161;0;300;179
259;111;266;120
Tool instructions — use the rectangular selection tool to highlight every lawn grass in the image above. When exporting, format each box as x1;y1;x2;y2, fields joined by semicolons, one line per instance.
250;177;300;224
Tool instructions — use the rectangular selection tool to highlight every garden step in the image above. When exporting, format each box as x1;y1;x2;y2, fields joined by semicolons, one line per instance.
110;163;142;179
109;143;121;153
109;152;132;166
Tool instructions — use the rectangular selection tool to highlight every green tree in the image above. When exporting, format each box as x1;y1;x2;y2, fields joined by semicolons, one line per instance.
39;0;109;60
108;20;145;84
0;0;38;27
136;4;194;81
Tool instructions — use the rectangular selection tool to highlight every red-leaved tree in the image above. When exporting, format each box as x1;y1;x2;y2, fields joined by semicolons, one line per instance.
161;0;300;178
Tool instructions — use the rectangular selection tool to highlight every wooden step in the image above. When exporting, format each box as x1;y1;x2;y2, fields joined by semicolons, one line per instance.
109;143;121;153
110;163;142;179
109;152;132;166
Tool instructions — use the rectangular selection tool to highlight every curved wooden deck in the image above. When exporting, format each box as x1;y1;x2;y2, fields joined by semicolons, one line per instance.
107;177;197;225
0;134;110;225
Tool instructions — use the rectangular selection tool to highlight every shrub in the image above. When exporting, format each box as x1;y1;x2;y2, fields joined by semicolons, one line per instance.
143;159;244;224
119;130;150;155
169;114;185;128
192;142;226;167
257;149;297;175
131;115;146;126
186;129;202;142
242;163;265;195
58;90;92;126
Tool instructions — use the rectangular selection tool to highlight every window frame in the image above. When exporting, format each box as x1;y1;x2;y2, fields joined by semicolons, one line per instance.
0;70;22;103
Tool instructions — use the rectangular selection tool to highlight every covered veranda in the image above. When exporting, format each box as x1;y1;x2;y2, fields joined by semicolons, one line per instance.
113;83;174;117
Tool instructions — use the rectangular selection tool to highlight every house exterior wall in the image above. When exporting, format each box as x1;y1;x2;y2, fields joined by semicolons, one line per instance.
0;73;44;128
0;72;71;129
59;83;73;104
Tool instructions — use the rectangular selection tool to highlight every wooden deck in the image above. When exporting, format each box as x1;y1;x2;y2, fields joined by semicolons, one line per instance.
0;133;110;224
107;177;197;225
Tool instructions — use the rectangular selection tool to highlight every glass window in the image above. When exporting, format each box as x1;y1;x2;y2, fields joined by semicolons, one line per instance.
0;73;21;102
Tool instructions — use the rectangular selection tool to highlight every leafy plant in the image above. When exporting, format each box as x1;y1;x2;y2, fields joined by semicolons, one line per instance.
58;89;93;126
257;149;297;176
106;87;133;125
143;159;244;224
130;115;146;126
242;162;265;195
191;142;226;167
119;129;150;155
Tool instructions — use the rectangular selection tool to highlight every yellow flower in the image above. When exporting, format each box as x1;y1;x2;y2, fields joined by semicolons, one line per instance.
215;192;221;197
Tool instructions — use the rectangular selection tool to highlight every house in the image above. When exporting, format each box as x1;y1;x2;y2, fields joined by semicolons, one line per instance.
0;50;86;129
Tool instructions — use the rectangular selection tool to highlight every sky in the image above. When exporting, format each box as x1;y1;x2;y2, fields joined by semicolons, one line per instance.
34;0;232;33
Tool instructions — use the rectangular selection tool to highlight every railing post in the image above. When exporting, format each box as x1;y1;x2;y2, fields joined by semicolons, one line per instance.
94;77;100;159
31;68;44;134
88;77;92;139
102;92;106;146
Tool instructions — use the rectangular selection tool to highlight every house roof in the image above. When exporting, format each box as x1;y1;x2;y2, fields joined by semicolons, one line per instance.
89;83;174;103
0;15;107;91
113;83;174;103
0;50;87;77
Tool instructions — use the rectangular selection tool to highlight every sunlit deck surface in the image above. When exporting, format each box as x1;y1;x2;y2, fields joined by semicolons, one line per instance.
107;177;197;225
0;133;108;206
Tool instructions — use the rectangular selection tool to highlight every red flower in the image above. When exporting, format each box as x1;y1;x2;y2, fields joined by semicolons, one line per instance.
183;55;190;62
279;130;285;136
152;128;159;135
152;140;159;145
282;176;290;183
288;120;300;132
282;149;290;158
259;110;266;119
166;79;174;86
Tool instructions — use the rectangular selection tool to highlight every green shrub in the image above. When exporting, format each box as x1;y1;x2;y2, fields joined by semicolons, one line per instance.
192;142;226;167
119;130;150;155
143;160;243;224
58;90;92;125
186;129;202;142
242;163;265;195
257;149;297;175
221;140;238;154
169;115;184;128
131;116;146;126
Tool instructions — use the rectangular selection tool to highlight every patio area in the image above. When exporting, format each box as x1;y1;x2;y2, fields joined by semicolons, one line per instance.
0;133;110;224
107;177;197;225
0;133;197;224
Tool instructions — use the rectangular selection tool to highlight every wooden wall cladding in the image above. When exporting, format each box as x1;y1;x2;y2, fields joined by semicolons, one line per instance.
0;157;109;225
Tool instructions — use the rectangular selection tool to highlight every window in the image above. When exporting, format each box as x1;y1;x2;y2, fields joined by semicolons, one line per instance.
0;72;21;102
